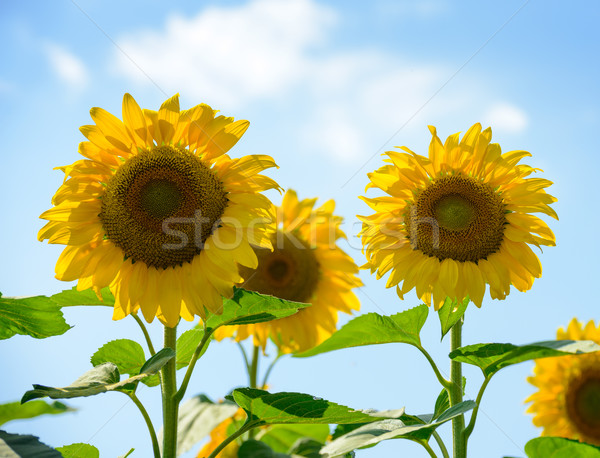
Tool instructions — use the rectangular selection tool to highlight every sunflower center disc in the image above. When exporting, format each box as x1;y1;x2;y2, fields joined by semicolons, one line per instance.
100;145;228;268
239;231;320;303
405;175;506;263
566;370;600;441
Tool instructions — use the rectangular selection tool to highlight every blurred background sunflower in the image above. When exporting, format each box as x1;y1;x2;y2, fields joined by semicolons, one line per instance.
216;189;362;353
360;123;556;309
526;319;600;445
38;93;279;327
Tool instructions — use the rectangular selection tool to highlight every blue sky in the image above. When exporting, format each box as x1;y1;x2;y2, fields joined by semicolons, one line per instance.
1;0;599;456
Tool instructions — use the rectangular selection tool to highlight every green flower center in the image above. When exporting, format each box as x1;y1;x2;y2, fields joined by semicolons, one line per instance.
405;174;506;263
100;145;228;268
566;370;600;442
239;230;320;303
434;195;475;231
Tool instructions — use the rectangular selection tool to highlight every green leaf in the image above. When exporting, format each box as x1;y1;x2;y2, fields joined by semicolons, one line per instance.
450;340;600;378
287;438;323;458
0;400;74;427
56;443;100;458
0;430;62;457
320;401;476;457
175;394;239;455
432;377;466;420
91;338;159;388
238;440;294;458
524;437;600;457
295;305;429;358
50;287;114;306
91;339;146;377
22;349;174;403
205;288;311;330
257;424;330;453
0;295;71;340
437;296;469;340
230;388;401;425
176;329;208;370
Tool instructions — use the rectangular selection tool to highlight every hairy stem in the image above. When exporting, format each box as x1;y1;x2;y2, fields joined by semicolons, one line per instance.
463;375;492;441
161;325;178;458
449;318;466;458
132;313;156;356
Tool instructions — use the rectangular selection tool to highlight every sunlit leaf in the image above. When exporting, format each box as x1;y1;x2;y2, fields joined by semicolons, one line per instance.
0;294;70;340
0;400;74;427
524;436;600;457
49;287;114;307
56;443;99;458
437;296;469;340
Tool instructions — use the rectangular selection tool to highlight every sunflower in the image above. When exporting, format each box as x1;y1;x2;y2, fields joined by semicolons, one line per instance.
359;123;556;309
38;93;279;327
526;319;600;445
197;408;246;458
215;190;361;353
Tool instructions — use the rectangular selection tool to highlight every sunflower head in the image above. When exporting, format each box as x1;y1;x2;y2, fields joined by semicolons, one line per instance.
215;189;362;353
527;319;600;445
359;123;557;309
39;93;280;327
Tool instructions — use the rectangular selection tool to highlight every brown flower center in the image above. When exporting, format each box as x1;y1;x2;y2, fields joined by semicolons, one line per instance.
239;230;319;302
405;174;506;262
100;145;228;268
566;369;600;442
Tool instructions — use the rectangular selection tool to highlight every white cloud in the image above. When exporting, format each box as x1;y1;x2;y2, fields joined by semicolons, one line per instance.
111;0;527;164
115;0;336;108
44;43;89;90
482;103;529;133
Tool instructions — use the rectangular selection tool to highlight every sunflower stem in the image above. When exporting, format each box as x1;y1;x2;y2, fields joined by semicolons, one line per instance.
432;431;450;458
161;325;178;458
127;391;160;458
249;345;260;389
449;318;466;458
262;351;284;388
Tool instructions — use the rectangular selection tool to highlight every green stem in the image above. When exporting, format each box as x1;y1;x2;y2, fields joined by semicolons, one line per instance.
161;325;178;458
432;431;450;458
237;341;251;374
207;421;258;458
463;375;492;441
449;319;466;458
417;439;439;458
249;345;260;389
127;392;160;458
174;323;211;404
261;352;283;388
416;345;452;390
132;313;156;356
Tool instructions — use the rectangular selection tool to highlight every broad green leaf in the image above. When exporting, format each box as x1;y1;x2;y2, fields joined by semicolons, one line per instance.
238;440;295;458
0;430;61;457
91;339;146;377
91;339;159;387
176;329;208;370
287;438;323;457
22;349;174;402
0;295;71;340
450;340;600;378
0;400;74;426
205;288;310;330
49;287;114;307
56;443;100;458
230;388;401;425
295;305;429;358
437;296;469;340
257;424;330;453
174;394;239;455
525;437;600;457
320;401;475;457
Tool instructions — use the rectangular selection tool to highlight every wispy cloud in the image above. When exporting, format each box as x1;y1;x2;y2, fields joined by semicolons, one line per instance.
111;0;527;163
44;43;89;91
483;103;529;133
